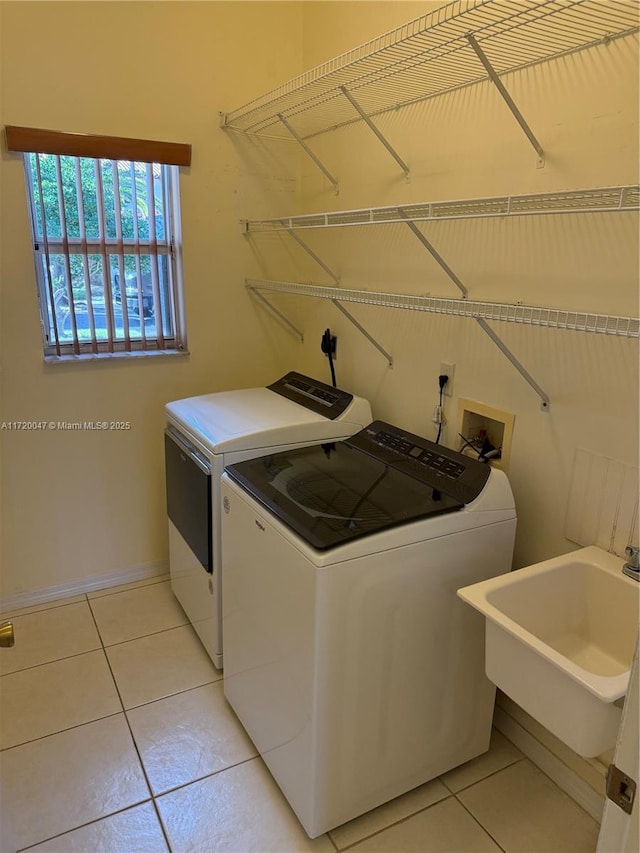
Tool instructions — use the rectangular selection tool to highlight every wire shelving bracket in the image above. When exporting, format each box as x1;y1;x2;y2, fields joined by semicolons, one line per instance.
465;32;545;167
249;287;304;342
276;113;339;194
330;299;394;367
397;209;468;297
339;86;410;178
286;230;340;284
475;317;550;409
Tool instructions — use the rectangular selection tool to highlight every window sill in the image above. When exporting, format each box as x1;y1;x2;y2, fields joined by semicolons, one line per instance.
44;349;190;365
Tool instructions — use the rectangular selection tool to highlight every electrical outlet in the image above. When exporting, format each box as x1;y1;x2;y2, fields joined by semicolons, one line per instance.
440;362;455;396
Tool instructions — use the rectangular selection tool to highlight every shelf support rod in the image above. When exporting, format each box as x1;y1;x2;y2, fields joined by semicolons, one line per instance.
287;230;339;284
398;211;468;297
248;286;304;342
331;299;393;367
466;33;545;167
339;86;410;178
276;113;339;193
475;317;550;410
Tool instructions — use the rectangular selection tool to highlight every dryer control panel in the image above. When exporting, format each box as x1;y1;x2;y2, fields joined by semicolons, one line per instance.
268;372;353;419
348;420;491;505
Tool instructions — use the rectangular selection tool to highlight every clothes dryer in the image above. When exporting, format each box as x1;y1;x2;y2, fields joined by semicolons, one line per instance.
165;372;371;668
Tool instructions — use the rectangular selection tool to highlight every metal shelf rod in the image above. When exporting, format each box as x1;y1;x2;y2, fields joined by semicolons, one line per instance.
286;230;340;284
398;210;468;297
244;186;639;233
331;299;394;367
466;32;545;166
339;86;410;178
276;113;339;193
247;278;639;408
249;288;304;341
475;317;550;410
246;279;640;338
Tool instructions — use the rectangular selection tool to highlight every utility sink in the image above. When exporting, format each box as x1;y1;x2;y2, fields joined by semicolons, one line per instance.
458;546;639;757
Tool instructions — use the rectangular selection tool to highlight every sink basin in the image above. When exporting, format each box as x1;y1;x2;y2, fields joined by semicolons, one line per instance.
457;546;639;757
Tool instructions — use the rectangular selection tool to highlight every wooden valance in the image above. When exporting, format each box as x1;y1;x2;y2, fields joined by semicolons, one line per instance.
4;125;191;167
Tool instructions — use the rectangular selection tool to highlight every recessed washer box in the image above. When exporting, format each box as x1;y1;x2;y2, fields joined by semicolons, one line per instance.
457;399;514;473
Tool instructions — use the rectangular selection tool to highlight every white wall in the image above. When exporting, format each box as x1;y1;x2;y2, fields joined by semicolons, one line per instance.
1;1;637;601
259;0;638;804
274;1;640;570
1;0;636;811
0;1;304;602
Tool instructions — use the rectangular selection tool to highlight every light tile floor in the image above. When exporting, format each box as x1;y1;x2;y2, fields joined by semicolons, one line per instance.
1;577;601;852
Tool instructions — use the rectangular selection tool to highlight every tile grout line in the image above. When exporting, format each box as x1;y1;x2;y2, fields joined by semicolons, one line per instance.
86;595;245;850
14;799;156;853
0;594;101;678
331;753;529;851
326;825;340;852
122;676;224;713
12;589;344;848
2;585;531;852
83;599;254;849
98;619;191;651
453;793;509;853
0;593;90;622
0;710;125;754
0;643;104;680
86;595;174;853
122;676;222;712
8;596;163;852
85;575;170;602
0;575;170;621
151;753;259;800
1;595;119;752
441;754;526;796
335;792;454;852
334;781;512;853
92;577;523;851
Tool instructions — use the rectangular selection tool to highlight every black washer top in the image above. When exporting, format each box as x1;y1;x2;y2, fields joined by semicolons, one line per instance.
225;420;491;551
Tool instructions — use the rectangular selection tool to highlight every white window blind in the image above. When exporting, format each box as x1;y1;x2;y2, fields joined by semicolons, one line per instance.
6;126;191;359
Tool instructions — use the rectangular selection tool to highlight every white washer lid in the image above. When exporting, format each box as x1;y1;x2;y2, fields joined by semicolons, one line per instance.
165;387;370;454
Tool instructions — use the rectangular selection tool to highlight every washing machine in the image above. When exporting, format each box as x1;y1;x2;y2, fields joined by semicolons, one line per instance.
221;420;517;837
164;371;371;669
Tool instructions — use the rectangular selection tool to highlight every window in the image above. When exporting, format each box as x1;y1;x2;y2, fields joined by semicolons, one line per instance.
6;126;191;359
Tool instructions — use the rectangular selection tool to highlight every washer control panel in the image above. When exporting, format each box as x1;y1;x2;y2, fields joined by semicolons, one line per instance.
374;429;466;480
348;420;491;504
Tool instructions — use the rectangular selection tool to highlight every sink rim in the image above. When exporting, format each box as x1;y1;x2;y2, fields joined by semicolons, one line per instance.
457;545;639;702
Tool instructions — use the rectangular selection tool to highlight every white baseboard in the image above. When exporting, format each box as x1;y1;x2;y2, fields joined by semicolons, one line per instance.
0;560;169;614
494;704;606;823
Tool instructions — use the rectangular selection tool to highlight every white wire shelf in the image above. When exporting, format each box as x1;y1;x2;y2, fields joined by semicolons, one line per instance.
246;279;640;338
243;185;640;232
223;0;639;140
